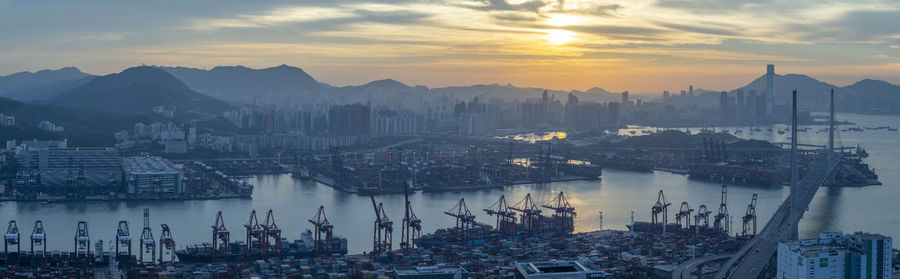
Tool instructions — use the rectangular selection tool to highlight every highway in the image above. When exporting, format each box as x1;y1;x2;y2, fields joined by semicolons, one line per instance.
714;157;840;279
672;254;732;279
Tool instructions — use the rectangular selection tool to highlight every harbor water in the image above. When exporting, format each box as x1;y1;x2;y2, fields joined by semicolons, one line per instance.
0;113;896;254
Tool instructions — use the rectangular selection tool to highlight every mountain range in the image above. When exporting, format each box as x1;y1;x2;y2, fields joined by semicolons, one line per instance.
50;66;233;117
2;64;898;114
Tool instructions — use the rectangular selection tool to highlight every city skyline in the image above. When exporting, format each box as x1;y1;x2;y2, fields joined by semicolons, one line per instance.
2;0;899;92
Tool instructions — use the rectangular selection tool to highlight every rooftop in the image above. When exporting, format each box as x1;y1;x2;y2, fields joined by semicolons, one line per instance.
122;156;181;174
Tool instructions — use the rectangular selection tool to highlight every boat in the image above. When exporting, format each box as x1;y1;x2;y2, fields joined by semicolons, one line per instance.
292;167;311;180
175;230;347;263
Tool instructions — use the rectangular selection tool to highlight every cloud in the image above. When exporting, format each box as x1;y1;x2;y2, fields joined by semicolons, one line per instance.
787;10;900;43
189;7;356;30
462;0;549;12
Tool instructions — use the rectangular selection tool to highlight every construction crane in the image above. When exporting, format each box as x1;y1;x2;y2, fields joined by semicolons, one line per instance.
651;190;672;234
713;184;729;236
370;196;393;254
542;192;576;234
115;221;131;257
511;193;542;234
694;205;711;235
74;221;90;257
262;209;282;255
140;209;155;264
159;224;176;265
741;193;758;237
245;210;265;256
5;221;19;263
30;221;46;258
308;206;334;254
484;195;517;236
212;211;230;259
444;198;477;244
400;182;421;251
675;202;694;230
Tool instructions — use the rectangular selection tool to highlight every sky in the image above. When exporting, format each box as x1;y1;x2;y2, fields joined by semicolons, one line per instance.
1;0;899;92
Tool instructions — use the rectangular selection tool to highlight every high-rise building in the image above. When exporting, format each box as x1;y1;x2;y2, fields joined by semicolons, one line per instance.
663;90;670;98
777;232;892;279
736;89;745;121
328;104;371;135
621;91;629;105
689;85;694;97
681;90;686;97
747;90;758;120
766;64;775;120
719;91;730;119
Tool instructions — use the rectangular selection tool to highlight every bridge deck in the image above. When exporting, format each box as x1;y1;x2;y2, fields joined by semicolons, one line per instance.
714;157;840;279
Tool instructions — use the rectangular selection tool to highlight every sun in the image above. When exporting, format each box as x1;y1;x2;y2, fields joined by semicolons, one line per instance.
543;30;576;45
546;14;580;27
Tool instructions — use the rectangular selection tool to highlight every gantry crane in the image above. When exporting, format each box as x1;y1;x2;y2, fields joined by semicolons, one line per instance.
5;221;19;263
742;193;758;237
74;221;90;257
370;196;392;254
116;221;131;257
445;198;477;244
31;221;46;258
651;190;672;233
309;206;334;254
400;183;421;251
212;211;230;259
159;224;176;265
140;209;155;264
262;209;282;255
23;221;43;266
542;192;576;234
485;195;517;236
713;184;729;236
675;202;694;230
694;204;711;235
511;193;542;234
245;210;265;256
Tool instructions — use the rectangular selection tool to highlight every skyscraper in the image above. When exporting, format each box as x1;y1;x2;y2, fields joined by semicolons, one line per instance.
688;85;694;97
663;90;669;98
765;64;775;119
621;91;629;105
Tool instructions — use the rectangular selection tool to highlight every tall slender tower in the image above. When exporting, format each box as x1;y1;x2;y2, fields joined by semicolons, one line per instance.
765;64;775;120
789;90;799;240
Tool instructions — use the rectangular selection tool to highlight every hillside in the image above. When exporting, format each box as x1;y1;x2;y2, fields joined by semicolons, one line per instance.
51;66;233;117
0;97;147;146
160;64;325;104
0;67;94;100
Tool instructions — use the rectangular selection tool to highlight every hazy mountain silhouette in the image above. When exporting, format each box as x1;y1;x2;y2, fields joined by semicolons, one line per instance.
841;79;900;113
0;67;94;100
50;66;232;116
730;73;900;113
160;65;619;109
159;64;324;103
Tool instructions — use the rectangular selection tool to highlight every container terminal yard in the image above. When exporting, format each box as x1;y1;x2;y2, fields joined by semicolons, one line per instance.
0;187;821;278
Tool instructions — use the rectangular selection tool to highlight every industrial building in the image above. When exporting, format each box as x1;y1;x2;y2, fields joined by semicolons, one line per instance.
393;266;468;279
15;147;122;195
777;232;892;279
514;260;608;279
122;156;184;194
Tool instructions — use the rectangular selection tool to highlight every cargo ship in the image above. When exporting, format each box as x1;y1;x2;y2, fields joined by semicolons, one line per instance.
175;230;347;263
688;162;780;186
